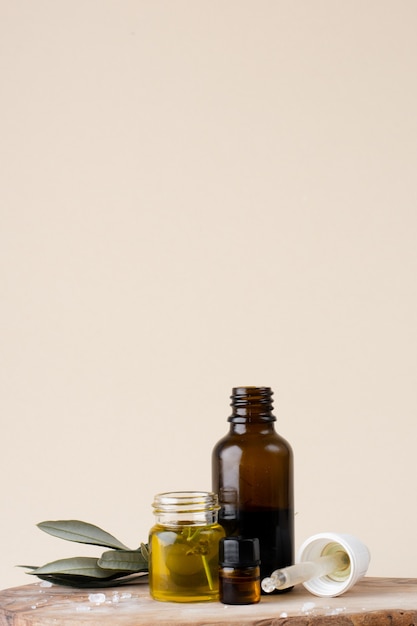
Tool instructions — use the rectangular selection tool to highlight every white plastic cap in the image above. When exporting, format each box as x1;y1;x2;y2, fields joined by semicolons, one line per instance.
297;532;370;597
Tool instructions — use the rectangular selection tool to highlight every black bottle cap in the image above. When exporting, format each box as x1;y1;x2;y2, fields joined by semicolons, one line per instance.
219;537;260;567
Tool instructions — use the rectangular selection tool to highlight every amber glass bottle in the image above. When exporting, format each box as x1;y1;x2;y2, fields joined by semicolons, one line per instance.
212;386;294;590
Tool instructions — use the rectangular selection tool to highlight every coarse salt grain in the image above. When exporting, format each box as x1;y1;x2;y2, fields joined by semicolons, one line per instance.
88;593;106;604
120;592;132;600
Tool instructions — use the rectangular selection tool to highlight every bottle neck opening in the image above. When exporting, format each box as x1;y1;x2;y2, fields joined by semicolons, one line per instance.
228;386;276;423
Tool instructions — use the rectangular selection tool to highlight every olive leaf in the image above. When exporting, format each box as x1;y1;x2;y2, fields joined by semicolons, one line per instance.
98;549;148;572
32;572;148;588
37;520;130;550
28;556;118;578
140;542;149;561
21;519;149;588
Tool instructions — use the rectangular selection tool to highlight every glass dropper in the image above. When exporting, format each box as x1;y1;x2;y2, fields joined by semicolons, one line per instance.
261;550;350;593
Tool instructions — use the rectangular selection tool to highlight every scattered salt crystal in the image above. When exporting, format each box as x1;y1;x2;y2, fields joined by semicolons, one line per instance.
327;607;346;615
76;605;91;612
31;605;37;609
280;612;288;617
120;592;132;600
302;601;316;613
88;593;106;604
40;581;53;588
112;592;120;603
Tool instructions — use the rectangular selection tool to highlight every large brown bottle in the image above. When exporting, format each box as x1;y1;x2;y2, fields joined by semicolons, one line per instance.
212;386;294;588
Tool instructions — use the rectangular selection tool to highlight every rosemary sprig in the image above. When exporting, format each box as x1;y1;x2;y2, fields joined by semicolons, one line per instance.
183;527;213;589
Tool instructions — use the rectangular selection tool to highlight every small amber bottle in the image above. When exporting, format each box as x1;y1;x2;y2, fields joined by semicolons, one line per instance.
219;537;261;604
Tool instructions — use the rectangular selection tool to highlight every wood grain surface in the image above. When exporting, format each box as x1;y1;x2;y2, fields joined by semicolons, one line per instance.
1;577;416;625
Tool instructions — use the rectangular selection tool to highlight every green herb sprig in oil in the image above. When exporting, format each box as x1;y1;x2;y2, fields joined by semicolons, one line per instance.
182;527;213;590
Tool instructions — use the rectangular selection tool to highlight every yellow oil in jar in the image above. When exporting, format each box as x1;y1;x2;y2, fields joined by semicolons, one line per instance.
149;522;225;602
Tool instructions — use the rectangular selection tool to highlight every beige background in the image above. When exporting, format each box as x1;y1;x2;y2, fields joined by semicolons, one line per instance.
1;0;416;591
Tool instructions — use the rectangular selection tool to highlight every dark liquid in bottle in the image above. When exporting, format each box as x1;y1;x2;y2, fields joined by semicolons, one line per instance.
219;568;261;604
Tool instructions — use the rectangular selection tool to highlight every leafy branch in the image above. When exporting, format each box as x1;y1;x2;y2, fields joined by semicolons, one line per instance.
19;520;149;588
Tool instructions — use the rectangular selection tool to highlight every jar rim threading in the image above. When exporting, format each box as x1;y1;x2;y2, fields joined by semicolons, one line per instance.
152;491;220;513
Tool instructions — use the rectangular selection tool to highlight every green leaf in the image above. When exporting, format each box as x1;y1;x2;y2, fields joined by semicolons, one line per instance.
98;550;148;572
29;557;118;578
37;520;130;550
140;543;149;561
32;572;148;588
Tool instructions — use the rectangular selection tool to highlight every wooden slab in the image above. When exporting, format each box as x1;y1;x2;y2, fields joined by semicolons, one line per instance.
1;577;417;625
